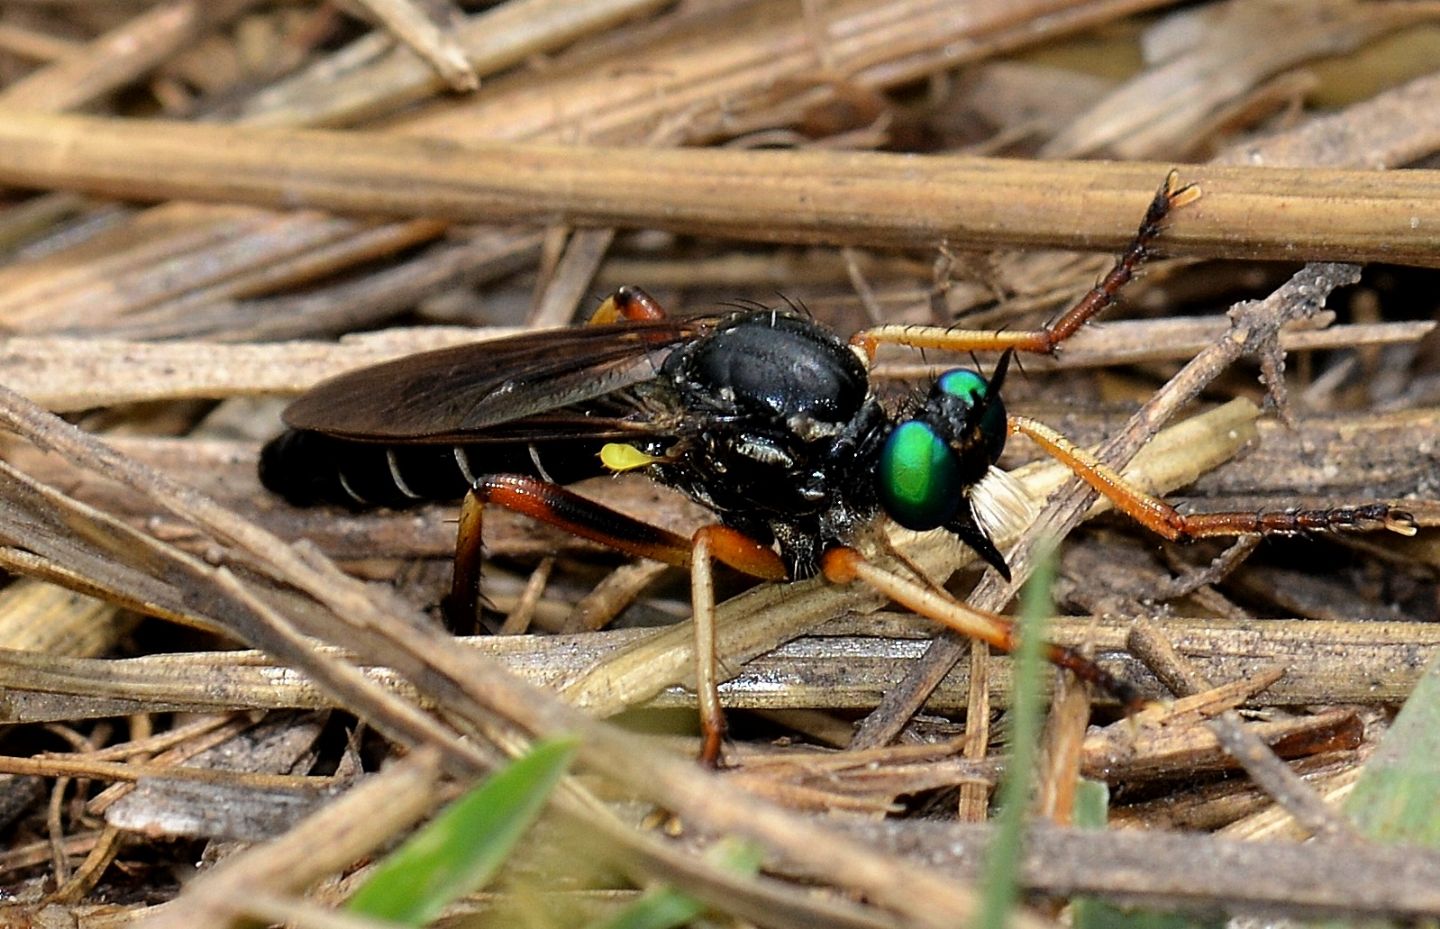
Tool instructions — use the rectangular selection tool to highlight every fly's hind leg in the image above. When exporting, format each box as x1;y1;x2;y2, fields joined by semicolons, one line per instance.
447;474;708;632
850;171;1200;361
450;474;787;766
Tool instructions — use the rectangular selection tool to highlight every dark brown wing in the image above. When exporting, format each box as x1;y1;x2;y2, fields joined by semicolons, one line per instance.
283;318;714;442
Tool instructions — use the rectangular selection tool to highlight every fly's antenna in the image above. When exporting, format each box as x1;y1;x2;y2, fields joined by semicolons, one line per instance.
984;321;1025;380
988;348;1014;394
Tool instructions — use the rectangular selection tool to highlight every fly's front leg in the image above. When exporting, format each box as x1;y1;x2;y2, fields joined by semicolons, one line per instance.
851;171;1200;361
819;547;1146;709
1008;414;1419;543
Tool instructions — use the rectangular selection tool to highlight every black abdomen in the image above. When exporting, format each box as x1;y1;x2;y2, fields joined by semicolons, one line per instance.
259;430;608;508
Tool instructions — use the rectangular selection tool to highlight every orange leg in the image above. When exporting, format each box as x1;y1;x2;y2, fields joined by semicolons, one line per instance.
821;547;1146;710
449;474;787;765
850;171;1200;361
1008;414;1418;541
449;473;700;629
689;525;788;766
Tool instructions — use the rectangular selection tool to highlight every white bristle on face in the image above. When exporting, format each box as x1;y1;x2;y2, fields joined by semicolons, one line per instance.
969;466;1038;541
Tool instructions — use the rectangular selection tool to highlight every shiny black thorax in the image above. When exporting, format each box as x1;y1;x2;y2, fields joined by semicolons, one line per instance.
645;312;891;578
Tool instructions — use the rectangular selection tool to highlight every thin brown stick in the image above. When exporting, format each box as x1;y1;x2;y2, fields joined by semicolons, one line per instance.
0;0;262;113
806;817;1440;919
0;114;1438;264
347;0;477;92
0;317;1428;412
1126;619;1359;841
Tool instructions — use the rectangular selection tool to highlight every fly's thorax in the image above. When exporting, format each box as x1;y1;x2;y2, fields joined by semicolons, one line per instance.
642;310;881;518
660;311;870;428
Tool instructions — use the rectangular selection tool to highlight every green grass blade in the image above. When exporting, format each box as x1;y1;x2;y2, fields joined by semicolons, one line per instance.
1345;650;1440;844
1071;780;1222;929
590;838;762;929
346;737;578;926
1073;778;1109;831
978;552;1054;929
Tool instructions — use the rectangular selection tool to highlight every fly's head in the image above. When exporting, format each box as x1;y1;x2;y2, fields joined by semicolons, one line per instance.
875;351;1019;579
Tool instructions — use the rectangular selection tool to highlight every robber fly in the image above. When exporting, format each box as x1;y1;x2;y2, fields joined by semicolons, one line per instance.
261;173;1413;764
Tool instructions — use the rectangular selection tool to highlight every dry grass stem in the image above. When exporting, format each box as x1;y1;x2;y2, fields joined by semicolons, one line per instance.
0;611;1428;724
2;115;1440;264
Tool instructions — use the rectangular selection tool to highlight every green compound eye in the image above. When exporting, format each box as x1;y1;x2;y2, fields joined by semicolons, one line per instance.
936;368;1008;462
936;369;987;403
878;420;962;531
